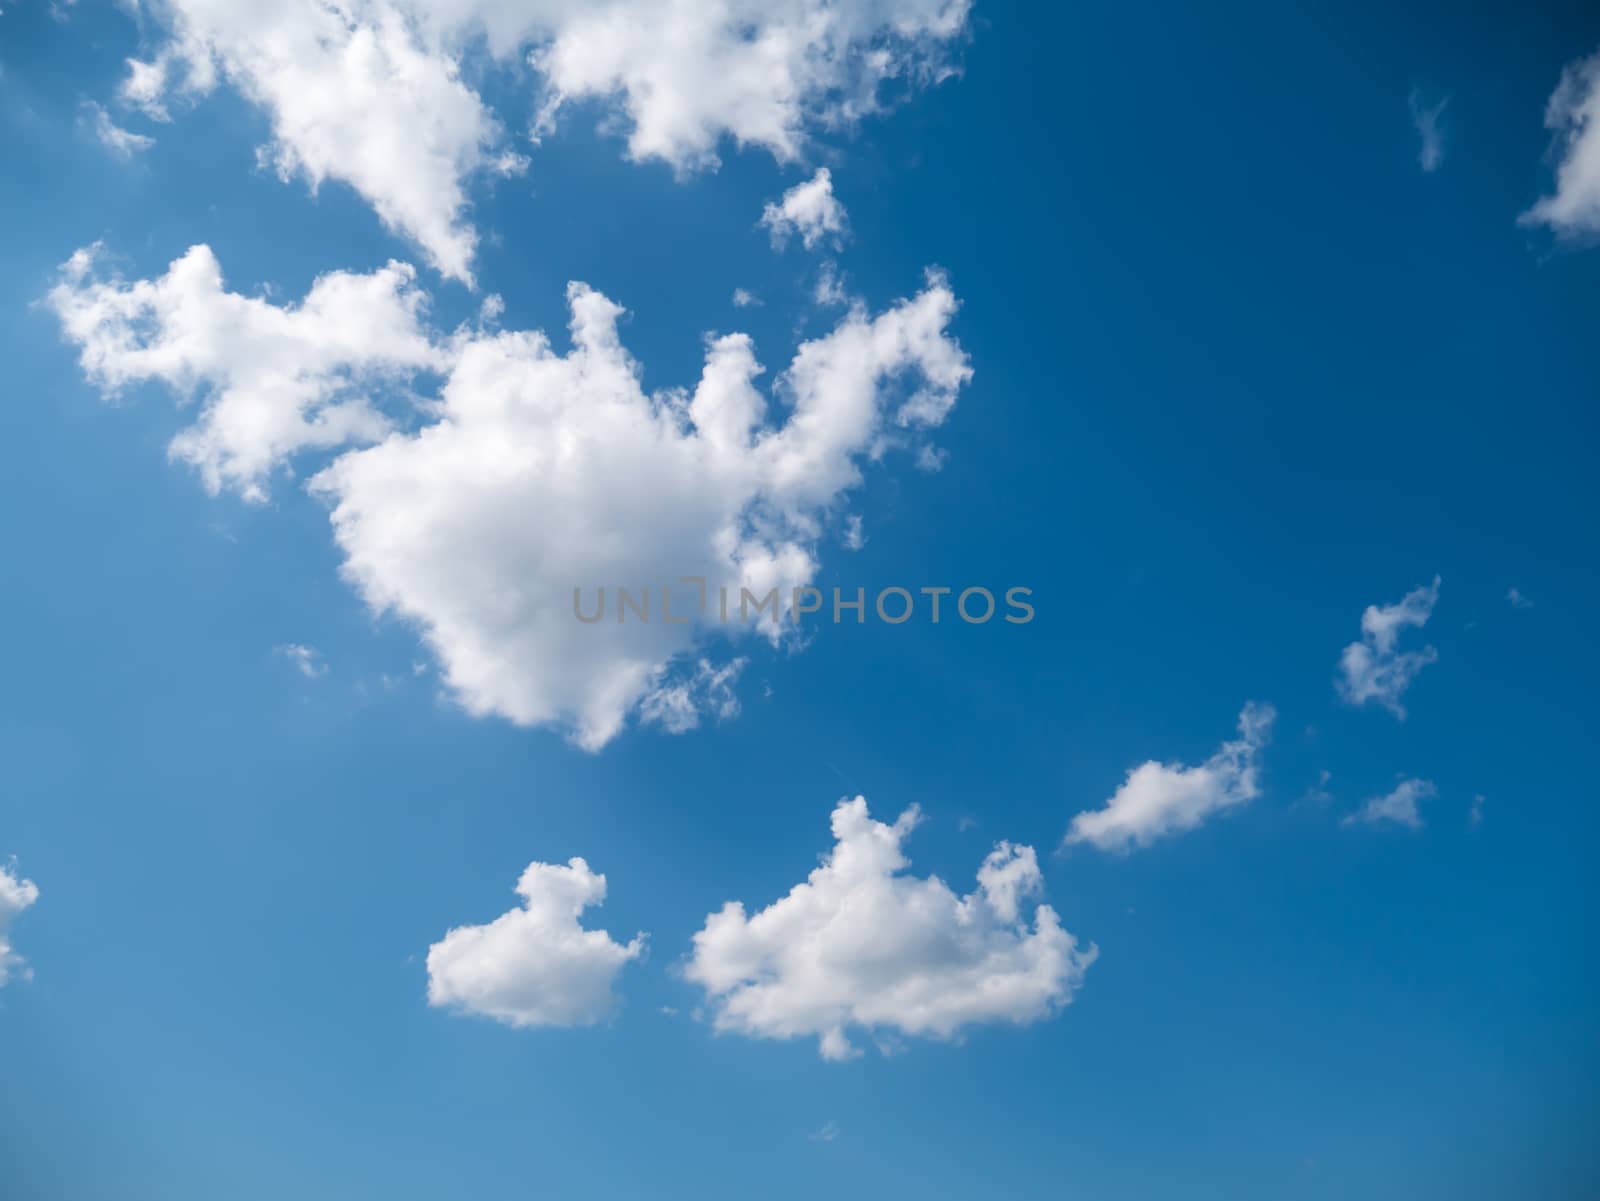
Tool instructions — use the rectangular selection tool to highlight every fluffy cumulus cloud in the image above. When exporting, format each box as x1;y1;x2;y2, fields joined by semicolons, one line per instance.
51;246;970;748
1336;577;1440;718
0;860;40;988
1522;47;1600;238
1064;703;1276;853
427;857;645;1027
684;797;1096;1061
762;167;848;249
120;0;971;276
1344;777;1436;830
48;245;442;501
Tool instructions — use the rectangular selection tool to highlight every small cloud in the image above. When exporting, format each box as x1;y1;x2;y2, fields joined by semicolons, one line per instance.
1507;587;1534;610
1302;769;1333;807
1408;88;1449;173
814;262;849;306
1469;794;1486;829
1344;777;1436;830
1065;703;1276;852
275;643;329;679
809;1120;841;1143
427;857;646;1028
1;858;41;988
1520;50;1600;238
842;514;866;551
638;657;746;734
732;288;762;308
120;56;172;122
83;101;154;159
1336;577;1440;719
761;168;848;250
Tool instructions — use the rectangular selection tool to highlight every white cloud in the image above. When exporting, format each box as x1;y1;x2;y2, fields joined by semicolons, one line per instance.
684;796;1095;1061
1469;793;1486;828
731;288;761;308
276;642;329;678
426;857;645;1028
123;0;971;277
842;513;865;550
0;860;40;988
814;261;849;306
761;167;848;249
127;3;520;282
809;1120;840;1142
1522;48;1600;238
1336;576;1440;718
48;245;443;502
1408;88;1448;173
1064;703;1276;853
1344;777;1436;830
52;246;970;749
637;657;746;734
1508;587;1534;610
84;100;155;158
120;56;172;121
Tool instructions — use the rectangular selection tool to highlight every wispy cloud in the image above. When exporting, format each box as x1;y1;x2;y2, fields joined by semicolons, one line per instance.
1344;777;1436;830
83;101;154;159
1408;88;1449;173
275;643;328;679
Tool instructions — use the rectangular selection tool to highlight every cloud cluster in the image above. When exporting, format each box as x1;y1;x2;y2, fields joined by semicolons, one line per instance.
1522;48;1600;238
1064;703;1276;853
685;797;1095;1060
0;861;40;988
1335;577;1440;719
427;857;645;1027
762;168;849;249
122;0;971;277
51;246;970;748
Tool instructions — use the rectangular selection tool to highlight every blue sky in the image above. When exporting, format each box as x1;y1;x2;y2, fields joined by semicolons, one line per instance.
2;1;1597;1198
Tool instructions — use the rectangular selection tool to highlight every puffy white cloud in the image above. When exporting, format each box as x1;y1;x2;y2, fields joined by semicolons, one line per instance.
1064;703;1276;853
761;167;848;249
1344;777;1436;830
47;245;443;502
51;246;970;748
123;0;971;276
1408;88;1447;173
310;271;968;748
83;101;155;158
1336;577;1440;719
427;857;645;1028
129;1;521;282
685;797;1095;1061
0;860;40;989
1522;48;1600;238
